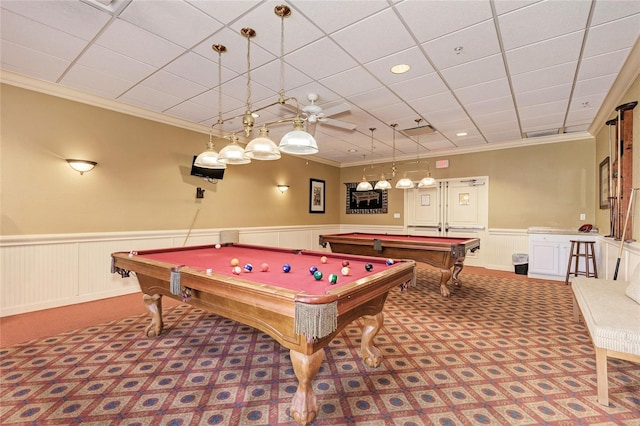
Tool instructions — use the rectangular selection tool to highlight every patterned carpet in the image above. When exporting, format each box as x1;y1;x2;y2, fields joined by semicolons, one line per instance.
2;266;639;425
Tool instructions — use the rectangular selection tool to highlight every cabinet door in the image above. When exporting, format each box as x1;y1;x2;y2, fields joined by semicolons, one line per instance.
529;241;560;275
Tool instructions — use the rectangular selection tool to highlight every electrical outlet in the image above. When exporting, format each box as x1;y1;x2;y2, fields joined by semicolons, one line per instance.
394;213;400;219
580;213;586;220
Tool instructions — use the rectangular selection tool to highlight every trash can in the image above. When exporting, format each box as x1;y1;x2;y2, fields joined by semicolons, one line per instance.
512;253;529;275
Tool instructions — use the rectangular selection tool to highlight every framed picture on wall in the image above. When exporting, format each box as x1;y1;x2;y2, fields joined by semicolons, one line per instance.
599;157;609;209
309;179;325;213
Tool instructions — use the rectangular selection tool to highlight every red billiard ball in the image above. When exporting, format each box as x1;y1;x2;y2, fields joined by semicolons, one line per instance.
342;260;350;267
260;263;269;272
320;256;328;264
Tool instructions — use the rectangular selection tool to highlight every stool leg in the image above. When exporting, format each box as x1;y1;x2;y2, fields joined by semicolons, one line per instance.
589;243;598;278
565;241;576;284
584;243;590;278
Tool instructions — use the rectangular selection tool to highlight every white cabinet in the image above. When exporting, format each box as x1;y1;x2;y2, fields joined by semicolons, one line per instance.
528;230;599;281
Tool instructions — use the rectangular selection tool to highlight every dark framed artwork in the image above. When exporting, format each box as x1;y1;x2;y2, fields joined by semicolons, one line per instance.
345;182;388;214
599;157;609;209
309;179;325;213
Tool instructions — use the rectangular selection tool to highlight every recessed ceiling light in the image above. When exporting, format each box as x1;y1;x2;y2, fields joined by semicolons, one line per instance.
390;64;411;74
456;132;468;137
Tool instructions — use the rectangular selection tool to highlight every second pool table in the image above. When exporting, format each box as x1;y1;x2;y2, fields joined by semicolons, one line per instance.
319;232;480;297
111;243;415;425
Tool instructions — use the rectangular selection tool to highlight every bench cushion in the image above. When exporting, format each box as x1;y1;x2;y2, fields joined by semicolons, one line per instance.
625;263;640;304
572;277;640;356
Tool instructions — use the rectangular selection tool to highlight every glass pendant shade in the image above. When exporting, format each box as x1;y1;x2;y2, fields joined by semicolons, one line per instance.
356;179;373;191
395;177;414;189
279;119;318;155
374;177;392;190
417;176;436;187
194;141;226;169
245;127;281;160
217;136;251;165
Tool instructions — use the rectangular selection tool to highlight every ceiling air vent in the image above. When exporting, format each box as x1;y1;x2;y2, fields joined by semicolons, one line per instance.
525;129;561;138
400;124;437;137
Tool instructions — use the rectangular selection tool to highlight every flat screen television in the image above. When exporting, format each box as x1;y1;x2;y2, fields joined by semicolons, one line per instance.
190;156;225;181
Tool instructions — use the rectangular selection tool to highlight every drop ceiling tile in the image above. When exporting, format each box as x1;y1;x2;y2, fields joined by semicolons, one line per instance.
408;92;460;116
0;40;70;81
218;75;279;108
76;44;156;85
187;0;262;25
96;19;185;68
293;1;389;35
368;102;418;124
423;20;500;70
590;0;640;26
140;70;208;100
582;14;640;59
349;87;402;110
510;61;577;94
515;83;572;108
331;8;415;63
565;108;598;126
479;119;521;134
564;124;590;133
119;84;184;112
424;106;469;126
465;96;514;116
577;48;631;80
320;66;380;98
569;93;607;113
573;74;617;99
249;60;313;94
422;138;457;151
493;1;539;16
498;0;591;50
483;129;523;143
165;99;217;123
519;100;567;120
389;72;449;101
1;10;90;62
520;114;564;132
365;46;435;85
396;0;493;43
506;30;584;75
164;52;238;88
1;0;110;40
229;1;324;54
453;78;512;104
120;0;224;48
451;136;485;147
440;54;507;89
61;63;136;98
285;37;358;80
435;117;477;134
472;109;519;127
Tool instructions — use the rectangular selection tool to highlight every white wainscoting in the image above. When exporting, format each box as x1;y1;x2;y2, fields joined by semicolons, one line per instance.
2;226;637;316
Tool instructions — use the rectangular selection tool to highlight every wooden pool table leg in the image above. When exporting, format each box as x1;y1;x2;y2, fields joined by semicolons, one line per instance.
451;256;465;287
289;349;323;426
439;268;452;297
142;293;164;337
361;312;384;367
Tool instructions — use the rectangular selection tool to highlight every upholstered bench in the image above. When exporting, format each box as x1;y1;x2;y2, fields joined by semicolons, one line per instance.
571;274;640;406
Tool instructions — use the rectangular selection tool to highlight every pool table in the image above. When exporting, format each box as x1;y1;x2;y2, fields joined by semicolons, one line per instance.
111;243;415;426
319;232;480;297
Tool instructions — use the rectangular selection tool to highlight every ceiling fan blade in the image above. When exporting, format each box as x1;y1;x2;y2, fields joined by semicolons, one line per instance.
322;117;357;130
321;102;351;117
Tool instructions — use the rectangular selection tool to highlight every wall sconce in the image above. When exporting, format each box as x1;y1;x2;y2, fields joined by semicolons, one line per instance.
66;159;97;175
277;185;290;194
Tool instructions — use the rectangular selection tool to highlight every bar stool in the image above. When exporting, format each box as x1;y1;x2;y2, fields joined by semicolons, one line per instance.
565;240;598;284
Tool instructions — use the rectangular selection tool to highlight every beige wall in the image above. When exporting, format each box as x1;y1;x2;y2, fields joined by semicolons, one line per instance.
594;74;639;238
1;85;339;235
340;139;596;229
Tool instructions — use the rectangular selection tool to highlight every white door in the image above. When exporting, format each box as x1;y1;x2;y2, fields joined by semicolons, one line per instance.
406;177;488;266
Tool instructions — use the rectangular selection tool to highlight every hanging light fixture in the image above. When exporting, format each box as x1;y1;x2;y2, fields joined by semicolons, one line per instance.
245;125;281;160
194;128;226;169
395;121;414;189
357;128;376;191
374;127;391;190
217;134;250;165
276;6;318;155
416;118;435;187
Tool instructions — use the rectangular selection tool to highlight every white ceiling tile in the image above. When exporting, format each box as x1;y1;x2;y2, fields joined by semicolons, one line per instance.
498;0;591;50
292;0;389;34
424;106;469;126
521;114;564;132
119;84;184;112
493;1;539;16
569;93;607;113
368;102;418;124
389;72;449;101
164;52;238;88
165;100;217;124
120;0;224;48
0;40;70;81
465;96;514;116
435;117;477;133
422;138;457;151
407;92;460;116
285;37;358;80
187;0;261;24
474;111;519;128
577;48;631;80
96;18;185;68
218;75;279;108
510;61;577;93
505;30;584;75
331;8;415;63
349;87;402;110
483;129;523;143
440;54;506;89
320;67;380;98
76;44;155;84
573;74;617;99
451;136;486;147
453;78;512;104
1;0;110;40
582;14;640;59
249;60;313;94
1;10;89;61
519;100;567;120
423;20;500;70
515;83;572;108
61;63;136;98
140;70;208;100
590;0;640;26
365;46;435;85
396;0;493;43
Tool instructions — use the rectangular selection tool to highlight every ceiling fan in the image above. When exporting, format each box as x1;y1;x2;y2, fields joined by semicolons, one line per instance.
295;93;357;133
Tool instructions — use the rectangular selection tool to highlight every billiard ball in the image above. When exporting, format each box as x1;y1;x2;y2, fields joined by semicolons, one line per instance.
328;273;338;284
342;260;350;267
282;264;291;273
206;268;213;275
215;244;221;249
313;270;323;280
386;259;394;266
244;263;253;272
341;266;350;276
232;266;242;275
320;256;328;264
309;266;318;275
261;263;269;272
230;258;239;266
365;263;373;272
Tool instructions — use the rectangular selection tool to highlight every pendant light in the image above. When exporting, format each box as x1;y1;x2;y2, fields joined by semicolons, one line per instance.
194;128;226;169
416;118;435;187
245;125;281;160
357;128;376;191
395;121;414;189
375;124;397;190
217;134;250;165
373;127;391;190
